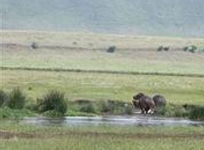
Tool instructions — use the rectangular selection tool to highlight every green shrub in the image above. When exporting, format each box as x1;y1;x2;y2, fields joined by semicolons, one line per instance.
99;100;115;113
0;107;35;119
124;104;133;115
157;46;169;52
163;47;169;51
157;46;163;52
107;46;116;53
31;42;38;49
0;90;8;107
7;88;26;109
183;45;197;53
80;103;96;113
189;106;204;120
159;104;188;117
154;107;167;116
37;90;67;116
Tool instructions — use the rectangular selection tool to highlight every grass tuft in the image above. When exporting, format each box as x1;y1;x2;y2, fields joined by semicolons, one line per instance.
36;90;67;116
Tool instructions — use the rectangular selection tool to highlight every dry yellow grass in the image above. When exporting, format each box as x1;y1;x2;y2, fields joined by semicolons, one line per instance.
1;30;204;49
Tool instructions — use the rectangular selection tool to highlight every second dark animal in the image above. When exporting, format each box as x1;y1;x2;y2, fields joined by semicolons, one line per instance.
152;94;166;107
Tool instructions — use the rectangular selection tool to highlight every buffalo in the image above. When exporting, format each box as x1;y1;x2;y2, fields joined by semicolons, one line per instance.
152;94;166;107
132;92;155;114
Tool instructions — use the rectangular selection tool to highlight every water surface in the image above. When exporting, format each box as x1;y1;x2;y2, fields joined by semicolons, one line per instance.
20;115;204;127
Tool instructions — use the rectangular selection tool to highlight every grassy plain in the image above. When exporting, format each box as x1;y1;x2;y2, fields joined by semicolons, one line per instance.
1;31;204;150
0;122;204;150
1;69;204;105
1;31;204;75
1;30;204;105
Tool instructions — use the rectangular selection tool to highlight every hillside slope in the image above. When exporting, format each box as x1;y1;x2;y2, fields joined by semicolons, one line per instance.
1;0;204;37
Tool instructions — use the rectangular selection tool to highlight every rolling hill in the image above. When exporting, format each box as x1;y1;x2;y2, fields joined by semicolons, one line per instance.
1;0;204;37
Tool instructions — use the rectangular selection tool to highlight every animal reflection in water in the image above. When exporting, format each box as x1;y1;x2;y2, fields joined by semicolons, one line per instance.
132;92;166;114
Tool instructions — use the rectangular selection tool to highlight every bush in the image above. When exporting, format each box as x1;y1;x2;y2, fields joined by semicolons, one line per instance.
183;45;197;53
154;107;167;116
157;46;163;52
107;46;116;53
99;100;115;113
163;47;169;51
189;106;204;120
0;90;8;107
37;90;67;116
31;42;38;49
0;107;35;119
158;104;189;117
7;88;26;109
124;104;133;115
157;46;169;52
80;103;96;113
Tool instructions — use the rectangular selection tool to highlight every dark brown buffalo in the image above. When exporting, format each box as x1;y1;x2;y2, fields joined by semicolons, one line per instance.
152;95;166;107
132;92;155;114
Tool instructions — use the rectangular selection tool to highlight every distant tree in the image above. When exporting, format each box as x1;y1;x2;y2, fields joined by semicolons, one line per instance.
31;42;38;49
107;46;116;53
157;46;163;52
163;47;169;51
183;45;197;53
157;46;169;52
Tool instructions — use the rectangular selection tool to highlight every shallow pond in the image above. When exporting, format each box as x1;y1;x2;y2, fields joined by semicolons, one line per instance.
19;115;204;127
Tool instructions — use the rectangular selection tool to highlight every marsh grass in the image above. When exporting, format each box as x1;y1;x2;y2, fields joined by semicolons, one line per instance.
1;69;204;105
0;123;204;150
1;135;204;150
0;89;8;106
5;87;26;109
189;106;204;120
36;90;67;116
1;31;204;119
0;107;35;119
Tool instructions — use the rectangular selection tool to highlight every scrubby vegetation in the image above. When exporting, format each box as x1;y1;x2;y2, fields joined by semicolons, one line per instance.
0;90;8;107
157;46;170;52
183;45;197;53
31;42;39;49
0;88;204;120
7;87;26;109
107;45;116;53
36;90;67;116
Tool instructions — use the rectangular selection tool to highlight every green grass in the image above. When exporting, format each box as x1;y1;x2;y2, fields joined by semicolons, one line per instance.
1;31;204;75
1;31;204;118
1;69;204;105
0;107;36;119
0;123;204;150
1;135;203;150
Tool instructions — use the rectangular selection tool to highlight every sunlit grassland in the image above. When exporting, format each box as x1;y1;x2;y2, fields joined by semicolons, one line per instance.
2;30;204;49
0;122;204;150
1;69;204;105
2;48;204;75
1;135;203;150
1;30;204;75
1;121;204;135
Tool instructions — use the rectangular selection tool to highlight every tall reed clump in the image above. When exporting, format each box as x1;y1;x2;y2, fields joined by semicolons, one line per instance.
0;90;8;107
36;90;67;116
189;106;204;120
6;87;26;109
99;100;116;113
